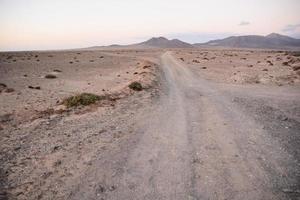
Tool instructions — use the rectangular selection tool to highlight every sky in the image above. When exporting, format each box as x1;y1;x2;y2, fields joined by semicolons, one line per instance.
0;0;300;51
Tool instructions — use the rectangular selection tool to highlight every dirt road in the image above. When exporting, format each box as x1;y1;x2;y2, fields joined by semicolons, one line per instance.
68;52;300;200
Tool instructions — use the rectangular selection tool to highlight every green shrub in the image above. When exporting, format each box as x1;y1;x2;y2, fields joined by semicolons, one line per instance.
129;82;143;91
63;93;103;108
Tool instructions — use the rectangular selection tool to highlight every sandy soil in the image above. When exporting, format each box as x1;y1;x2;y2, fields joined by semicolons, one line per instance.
0;48;299;200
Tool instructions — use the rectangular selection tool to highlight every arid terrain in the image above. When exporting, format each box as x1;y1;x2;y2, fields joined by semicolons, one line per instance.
1;48;300;200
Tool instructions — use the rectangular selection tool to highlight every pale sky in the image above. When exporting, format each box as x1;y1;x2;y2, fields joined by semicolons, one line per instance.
0;0;300;51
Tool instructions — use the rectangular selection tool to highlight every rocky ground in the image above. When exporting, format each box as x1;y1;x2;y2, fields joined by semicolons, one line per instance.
173;49;300;85
0;48;299;200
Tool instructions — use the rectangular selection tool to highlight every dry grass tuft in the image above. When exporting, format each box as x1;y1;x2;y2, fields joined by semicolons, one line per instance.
62;93;104;108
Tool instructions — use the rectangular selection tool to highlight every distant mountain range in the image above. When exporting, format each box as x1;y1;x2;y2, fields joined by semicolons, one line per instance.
195;33;300;49
88;37;193;49
87;33;300;50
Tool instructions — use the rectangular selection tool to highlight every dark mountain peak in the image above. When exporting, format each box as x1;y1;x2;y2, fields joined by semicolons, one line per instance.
146;37;169;42
140;36;193;48
266;33;291;39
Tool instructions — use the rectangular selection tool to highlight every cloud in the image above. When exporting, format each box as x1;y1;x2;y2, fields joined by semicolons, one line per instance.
282;23;300;32
239;21;250;26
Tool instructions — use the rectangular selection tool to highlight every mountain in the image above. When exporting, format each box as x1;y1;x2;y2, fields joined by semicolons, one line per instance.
194;33;300;49
87;37;193;49
136;37;193;48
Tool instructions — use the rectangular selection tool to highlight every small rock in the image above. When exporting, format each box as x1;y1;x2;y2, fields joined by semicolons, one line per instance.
28;86;41;90
282;188;300;194
292;66;300;71
109;185;116;191
96;185;106;193
41;171;53;179
53;69;62;72
52;145;61;152
282;61;289;66
14;146;21;151
53;160;62;167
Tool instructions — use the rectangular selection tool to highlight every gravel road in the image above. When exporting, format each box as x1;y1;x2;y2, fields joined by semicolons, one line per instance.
69;52;300;200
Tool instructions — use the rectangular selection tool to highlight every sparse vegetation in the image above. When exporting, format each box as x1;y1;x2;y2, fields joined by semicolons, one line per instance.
290;52;300;57
128;81;143;91
45;74;57;79
0;83;14;93
63;93;103;108
4;88;15;93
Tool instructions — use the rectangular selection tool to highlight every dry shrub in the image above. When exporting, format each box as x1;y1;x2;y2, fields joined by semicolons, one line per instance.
63;93;104;108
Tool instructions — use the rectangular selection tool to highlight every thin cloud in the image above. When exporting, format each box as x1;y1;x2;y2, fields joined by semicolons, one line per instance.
282;24;300;32
239;21;250;26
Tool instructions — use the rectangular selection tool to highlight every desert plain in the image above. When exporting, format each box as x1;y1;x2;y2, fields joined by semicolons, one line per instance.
0;48;300;199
